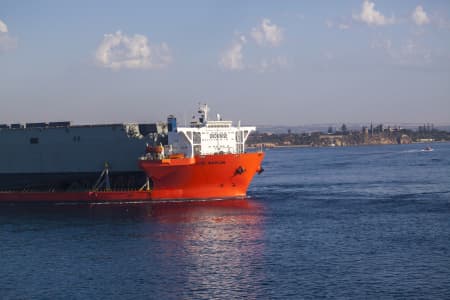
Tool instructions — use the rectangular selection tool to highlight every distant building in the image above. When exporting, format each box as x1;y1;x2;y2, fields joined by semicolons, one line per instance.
362;126;368;135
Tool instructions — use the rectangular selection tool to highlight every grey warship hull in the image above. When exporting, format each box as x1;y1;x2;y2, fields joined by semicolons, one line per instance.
0;171;146;191
0;122;165;191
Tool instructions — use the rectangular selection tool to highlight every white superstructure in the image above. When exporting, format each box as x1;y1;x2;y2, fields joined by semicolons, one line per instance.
167;104;255;158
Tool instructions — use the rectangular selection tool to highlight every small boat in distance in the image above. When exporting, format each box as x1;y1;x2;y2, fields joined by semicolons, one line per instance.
422;146;433;152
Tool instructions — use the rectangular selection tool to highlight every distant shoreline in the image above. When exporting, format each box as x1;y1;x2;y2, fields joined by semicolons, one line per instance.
248;127;450;148
248;140;449;149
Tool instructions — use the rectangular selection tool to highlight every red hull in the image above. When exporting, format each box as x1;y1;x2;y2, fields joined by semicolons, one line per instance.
139;152;265;200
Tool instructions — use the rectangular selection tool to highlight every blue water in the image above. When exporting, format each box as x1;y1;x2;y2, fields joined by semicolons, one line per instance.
1;143;450;299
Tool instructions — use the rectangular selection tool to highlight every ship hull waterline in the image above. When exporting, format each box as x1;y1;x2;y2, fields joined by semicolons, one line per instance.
0;152;264;204
0;190;152;204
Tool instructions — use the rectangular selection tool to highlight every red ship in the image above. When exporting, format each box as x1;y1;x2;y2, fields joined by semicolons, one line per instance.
0;104;264;203
139;152;264;200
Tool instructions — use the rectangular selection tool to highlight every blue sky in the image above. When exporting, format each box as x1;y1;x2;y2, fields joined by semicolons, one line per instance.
1;1;449;126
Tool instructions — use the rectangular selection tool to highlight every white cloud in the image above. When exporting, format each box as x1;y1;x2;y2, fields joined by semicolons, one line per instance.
353;0;394;26
326;19;351;30
256;56;288;72
251;18;283;47
398;39;432;65
325;20;334;29
372;37;432;66
219;35;246;71
95;31;172;70
0;19;8;33
219;19;287;72
412;6;430;26
0;19;17;52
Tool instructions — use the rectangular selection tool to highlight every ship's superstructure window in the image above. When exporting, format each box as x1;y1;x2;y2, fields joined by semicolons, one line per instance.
193;132;201;144
30;137;39;144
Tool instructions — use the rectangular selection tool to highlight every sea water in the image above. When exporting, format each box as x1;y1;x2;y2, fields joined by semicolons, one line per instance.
1;143;449;299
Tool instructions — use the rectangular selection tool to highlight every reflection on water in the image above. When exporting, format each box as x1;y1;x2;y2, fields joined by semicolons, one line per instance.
0;199;267;298
0;198;264;224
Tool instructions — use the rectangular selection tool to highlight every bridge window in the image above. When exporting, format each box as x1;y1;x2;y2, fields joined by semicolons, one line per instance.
193;132;201;144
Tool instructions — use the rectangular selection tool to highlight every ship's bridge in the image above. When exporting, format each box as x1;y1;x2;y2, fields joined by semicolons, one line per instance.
167;104;255;158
